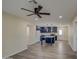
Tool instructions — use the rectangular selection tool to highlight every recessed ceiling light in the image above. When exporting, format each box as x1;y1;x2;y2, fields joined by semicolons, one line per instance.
59;16;63;19
35;18;38;20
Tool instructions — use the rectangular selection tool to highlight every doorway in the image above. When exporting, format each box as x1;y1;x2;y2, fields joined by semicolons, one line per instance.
58;26;68;40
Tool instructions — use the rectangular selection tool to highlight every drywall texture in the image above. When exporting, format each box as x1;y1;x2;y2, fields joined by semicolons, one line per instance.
2;12;37;58
68;17;77;52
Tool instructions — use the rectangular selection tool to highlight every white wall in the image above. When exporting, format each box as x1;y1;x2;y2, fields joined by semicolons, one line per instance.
68;17;77;52
27;24;40;45
2;12;37;58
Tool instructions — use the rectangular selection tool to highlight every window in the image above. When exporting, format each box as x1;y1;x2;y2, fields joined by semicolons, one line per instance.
59;29;62;35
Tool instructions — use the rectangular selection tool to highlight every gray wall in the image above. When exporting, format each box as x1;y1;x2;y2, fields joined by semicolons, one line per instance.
68;17;77;52
2;12;37;58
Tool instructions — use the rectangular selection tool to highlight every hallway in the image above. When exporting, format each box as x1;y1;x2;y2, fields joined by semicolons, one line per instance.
11;40;76;59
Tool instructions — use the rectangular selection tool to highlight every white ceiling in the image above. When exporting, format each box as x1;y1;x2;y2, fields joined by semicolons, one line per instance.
3;0;77;25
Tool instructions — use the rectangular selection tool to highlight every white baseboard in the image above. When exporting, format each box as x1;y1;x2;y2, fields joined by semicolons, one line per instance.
28;40;40;45
3;47;28;59
68;41;77;52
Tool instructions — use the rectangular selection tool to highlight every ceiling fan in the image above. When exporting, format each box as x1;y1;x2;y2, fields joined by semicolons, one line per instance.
21;0;50;18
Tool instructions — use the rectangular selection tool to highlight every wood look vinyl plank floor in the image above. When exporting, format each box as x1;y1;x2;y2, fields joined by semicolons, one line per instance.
11;40;77;59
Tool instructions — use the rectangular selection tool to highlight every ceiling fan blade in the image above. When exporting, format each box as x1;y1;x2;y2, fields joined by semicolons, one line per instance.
29;0;37;4
33;0;37;4
27;14;34;16
37;14;42;18
21;8;34;12
39;13;50;15
37;5;43;12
